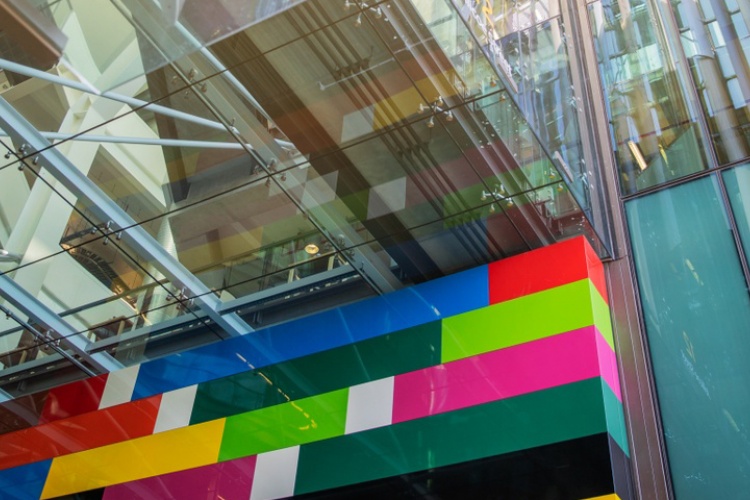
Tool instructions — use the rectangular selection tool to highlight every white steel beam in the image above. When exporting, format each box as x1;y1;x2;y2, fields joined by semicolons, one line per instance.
0;97;252;338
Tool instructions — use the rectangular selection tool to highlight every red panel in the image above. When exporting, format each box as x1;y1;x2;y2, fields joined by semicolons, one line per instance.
39;374;109;424
0;395;161;470
584;237;609;304
489;236;591;304
0;391;48;435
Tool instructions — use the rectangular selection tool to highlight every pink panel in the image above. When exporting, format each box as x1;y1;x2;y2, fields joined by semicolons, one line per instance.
392;326;601;423
595;332;622;401
103;455;257;500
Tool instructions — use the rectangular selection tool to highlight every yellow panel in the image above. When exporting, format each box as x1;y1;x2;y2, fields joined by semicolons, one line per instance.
372;70;458;130
41;419;225;499
581;495;620;500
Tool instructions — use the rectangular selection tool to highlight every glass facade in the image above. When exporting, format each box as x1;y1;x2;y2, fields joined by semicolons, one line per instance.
0;0;612;385
589;0;711;194
0;0;750;498
589;0;750;495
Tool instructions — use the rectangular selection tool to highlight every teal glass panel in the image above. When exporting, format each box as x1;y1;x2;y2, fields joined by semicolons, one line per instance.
723;163;750;263
589;0;711;194
626;177;750;499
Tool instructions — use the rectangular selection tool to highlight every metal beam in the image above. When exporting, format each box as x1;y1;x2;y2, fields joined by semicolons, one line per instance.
0;57;231;133
3;131;253;150
0;274;122;373
0;97;252;337
0;58;296;149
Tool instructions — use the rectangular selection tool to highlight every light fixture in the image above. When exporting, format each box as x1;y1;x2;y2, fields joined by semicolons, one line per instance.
627;140;649;171
345;0;384;25
304;243;320;255
418;96;454;129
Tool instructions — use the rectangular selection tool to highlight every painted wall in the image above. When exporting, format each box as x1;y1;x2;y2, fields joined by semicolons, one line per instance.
0;236;630;499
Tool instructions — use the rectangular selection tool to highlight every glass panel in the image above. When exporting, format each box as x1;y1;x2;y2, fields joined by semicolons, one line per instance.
207;8;430;153
409;0;504;103
19;0;331;92
626;176;750;499
671;0;750;165
722;162;750;262
589;0;711;194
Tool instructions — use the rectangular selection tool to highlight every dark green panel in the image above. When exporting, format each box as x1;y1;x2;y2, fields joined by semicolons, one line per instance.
295;378;608;495
190;321;441;424
293;434;616;500
602;380;629;457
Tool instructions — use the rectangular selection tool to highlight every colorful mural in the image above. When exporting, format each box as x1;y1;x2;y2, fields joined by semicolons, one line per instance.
0;237;629;499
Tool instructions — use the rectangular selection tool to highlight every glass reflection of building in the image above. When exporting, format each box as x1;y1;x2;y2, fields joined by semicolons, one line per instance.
0;0;748;498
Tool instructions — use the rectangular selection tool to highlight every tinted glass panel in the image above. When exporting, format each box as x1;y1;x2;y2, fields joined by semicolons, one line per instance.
627;176;750;499
723;163;750;263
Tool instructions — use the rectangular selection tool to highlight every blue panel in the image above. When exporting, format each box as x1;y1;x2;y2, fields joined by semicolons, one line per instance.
0;459;51;499
132;265;488;400
382;265;488;325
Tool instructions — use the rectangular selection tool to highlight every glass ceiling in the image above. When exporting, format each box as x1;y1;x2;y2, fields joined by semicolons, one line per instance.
0;0;610;397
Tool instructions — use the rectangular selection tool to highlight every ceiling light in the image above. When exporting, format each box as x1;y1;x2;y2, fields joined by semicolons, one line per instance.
627;140;648;171
304;243;320;255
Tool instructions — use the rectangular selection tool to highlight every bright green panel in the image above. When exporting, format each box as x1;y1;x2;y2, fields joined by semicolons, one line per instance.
295;378;607;495
627;177;750;499
590;282;614;350
442;279;595;362
219;389;348;461
191;322;440;424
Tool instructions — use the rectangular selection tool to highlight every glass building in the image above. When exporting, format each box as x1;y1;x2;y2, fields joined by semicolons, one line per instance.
0;0;747;498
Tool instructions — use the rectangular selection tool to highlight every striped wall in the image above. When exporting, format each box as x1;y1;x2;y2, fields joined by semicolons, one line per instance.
0;236;631;499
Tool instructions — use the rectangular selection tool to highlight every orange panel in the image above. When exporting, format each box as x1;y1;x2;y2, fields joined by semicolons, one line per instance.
0;395;161;469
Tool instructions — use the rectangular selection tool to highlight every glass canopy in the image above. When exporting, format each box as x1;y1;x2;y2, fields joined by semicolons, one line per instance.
0;0;610;397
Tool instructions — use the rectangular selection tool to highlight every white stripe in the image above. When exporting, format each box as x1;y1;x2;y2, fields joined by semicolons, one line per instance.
345;377;394;434
153;384;199;433
98;365;139;409
250;446;301;500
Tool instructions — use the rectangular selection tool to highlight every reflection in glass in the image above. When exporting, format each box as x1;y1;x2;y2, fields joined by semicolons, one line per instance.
589;0;711;194
627;176;750;499
723;163;750;262
671;0;750;164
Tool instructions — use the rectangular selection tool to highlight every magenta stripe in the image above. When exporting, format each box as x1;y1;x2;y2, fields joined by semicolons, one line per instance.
102;455;256;499
393;326;605;423
595;333;622;401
